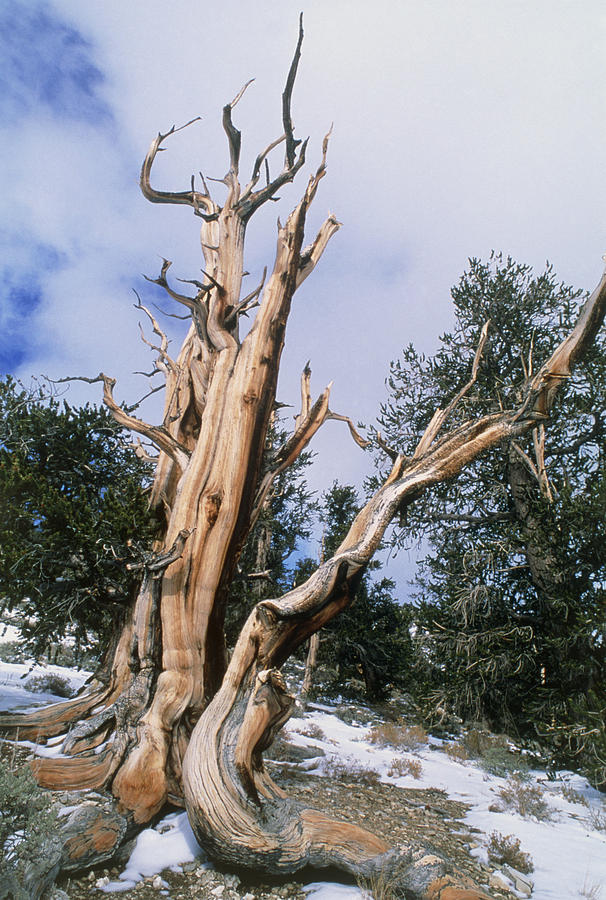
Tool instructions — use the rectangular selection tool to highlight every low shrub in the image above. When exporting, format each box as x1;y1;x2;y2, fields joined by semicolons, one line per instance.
357;868;401;900
324;757;381;786
559;783;589;807
295;722;326;741
497;774;551;820
368;722;427;752
24;673;74;698
443;741;471;763
463;728;508;758
0;765;61;899
587;805;606;832
579;876;603;899
486;831;533;874
0;641;26;664
387;757;423;779
480;746;530;778
334;705;370;726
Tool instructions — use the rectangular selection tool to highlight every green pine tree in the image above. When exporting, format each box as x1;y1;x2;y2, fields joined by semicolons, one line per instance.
376;255;606;784
0;377;156;661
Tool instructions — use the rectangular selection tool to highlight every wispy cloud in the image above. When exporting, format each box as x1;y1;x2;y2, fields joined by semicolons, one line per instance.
0;1;110;122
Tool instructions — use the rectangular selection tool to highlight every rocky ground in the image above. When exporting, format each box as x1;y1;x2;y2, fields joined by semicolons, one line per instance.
48;738;519;900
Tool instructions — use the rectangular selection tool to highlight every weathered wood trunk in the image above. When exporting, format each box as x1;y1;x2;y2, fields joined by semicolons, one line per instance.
2;20;606;899
301;632;320;700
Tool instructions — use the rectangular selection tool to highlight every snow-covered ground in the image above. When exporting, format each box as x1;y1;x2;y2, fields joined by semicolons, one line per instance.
285;707;606;899
1;659;605;899
0;659;92;713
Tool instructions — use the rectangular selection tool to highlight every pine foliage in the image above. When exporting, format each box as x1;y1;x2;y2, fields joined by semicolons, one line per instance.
376;255;606;784
0;377;156;659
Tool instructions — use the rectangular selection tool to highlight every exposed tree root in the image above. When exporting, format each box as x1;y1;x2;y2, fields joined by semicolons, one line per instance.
0;685;110;741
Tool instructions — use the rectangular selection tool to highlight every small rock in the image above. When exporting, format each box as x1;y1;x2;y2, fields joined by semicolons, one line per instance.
211;886;225;897
489;873;511;892
241;893;255;900
152;874;164;889
501;864;533;897
95;876;110;888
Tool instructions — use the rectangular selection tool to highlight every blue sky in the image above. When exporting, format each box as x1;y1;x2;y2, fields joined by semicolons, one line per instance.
0;2;113;372
1;0;605;588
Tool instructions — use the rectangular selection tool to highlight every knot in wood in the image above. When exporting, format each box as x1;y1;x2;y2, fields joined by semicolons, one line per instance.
204;492;222;525
256;668;287;693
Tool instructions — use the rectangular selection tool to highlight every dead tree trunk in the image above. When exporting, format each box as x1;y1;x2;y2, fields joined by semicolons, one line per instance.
301;632;320;700
0;21;348;823
2;19;606;899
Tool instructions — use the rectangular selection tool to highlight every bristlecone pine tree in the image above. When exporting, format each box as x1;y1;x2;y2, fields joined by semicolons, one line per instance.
376;256;606;785
2;22;606;899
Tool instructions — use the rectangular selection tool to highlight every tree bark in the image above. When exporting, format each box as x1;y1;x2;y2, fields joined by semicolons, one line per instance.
301;632;320;700
2;20;606;899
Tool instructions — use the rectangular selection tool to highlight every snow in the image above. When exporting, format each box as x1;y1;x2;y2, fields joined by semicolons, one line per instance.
304;883;364;899
0;660;91;712
285;705;606;900
98;811;206;893
2;659;605;898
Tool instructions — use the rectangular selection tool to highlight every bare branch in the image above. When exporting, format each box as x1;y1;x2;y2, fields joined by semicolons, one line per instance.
239;139;309;220
283;13;304;168
144;259;201;312
247;570;272;581
413;320;490;459
242;135;286;200
375;431;400;462
140;119;219;220
147;530;193;573
224;267;267;327
251;382;332;527
133;291;178;378
126;382;165;411
302;127;332;208
200;269;224;293
532;424;553;501
152;303;190;321
250;370;369;529
237;22;311;221
144;259;211;349
131;438;157;463
430;511;513;526
326;411;370;449
222;79;254;178
522;267;606;417
51;373;190;470
297;212;341;288
294;361;312;431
